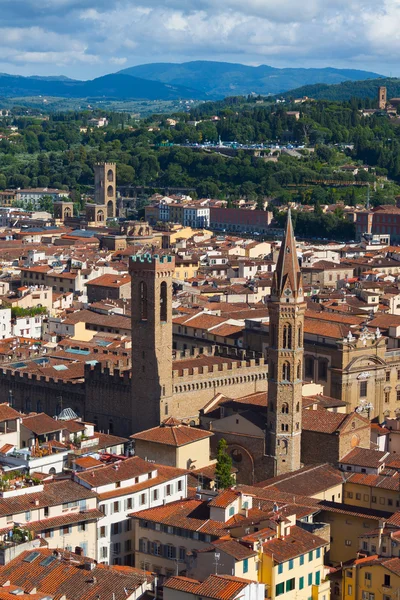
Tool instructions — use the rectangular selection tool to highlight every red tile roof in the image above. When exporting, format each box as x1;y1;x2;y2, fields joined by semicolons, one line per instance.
131;418;212;447
262;525;327;563
0;548;155;600
22;413;63;435
164;574;252;600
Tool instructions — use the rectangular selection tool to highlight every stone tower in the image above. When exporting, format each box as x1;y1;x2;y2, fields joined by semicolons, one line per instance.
129;253;175;433
267;210;306;476
378;86;387;110
94;162;116;218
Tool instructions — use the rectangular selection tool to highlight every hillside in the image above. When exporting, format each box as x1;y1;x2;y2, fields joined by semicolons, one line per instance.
118;60;382;98
280;77;400;101
0;73;201;101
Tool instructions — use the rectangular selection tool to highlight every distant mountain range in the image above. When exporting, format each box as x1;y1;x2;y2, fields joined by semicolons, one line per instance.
0;72;200;101
118;61;383;98
279;77;400;102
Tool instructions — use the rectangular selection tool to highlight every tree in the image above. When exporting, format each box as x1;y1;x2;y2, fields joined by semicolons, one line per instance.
215;439;234;490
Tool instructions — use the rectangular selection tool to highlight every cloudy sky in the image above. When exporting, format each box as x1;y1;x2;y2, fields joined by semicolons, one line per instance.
0;0;398;79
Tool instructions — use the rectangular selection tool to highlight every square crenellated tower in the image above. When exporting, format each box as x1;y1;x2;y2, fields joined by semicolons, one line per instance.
129;253;175;432
94;162;116;218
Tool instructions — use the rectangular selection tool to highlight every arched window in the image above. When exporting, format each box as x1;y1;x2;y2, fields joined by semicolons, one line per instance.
282;362;290;381
165;403;168;416
296;402;300;413
107;185;114;197
281;440;288;454
160;281;167;322
107;169;114;182
283;324;292;349
139;281;148;321
282;402;289;414
297;361;302;381
298;325;302;347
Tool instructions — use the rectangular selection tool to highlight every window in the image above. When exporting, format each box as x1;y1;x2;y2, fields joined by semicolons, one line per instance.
62;526;71;535
299;577;304;590
348;586;353;595
113;501;120;513
384;574;391;587
243;558;248;573
282;362;290;381
286;578;295;592
318;360;328;381
125;540;132;552
360;380;368;398
365;573;372;583
397;390;400;402
278;564;283;574
315;571;320;585
386;371;390;382
282;402;289;414
153;542;162;556
283;324;292;349
125;520;132;533
100;526;107;538
125;498;133;510
300;554;304;566
101;547;108;559
347;571;353;579
165;544;176;559
166;485;172;496
308;551;313;562
139;281;148;321
160;281;168;322
78;522;86;532
385;392;390;404
345;540;352;546
177;480;183;492
111;523;120;535
372;496;377;503
316;547;321;558
139;538;147;553
25;511;31;521
140;493;146;505
113;543;121;555
152;489;159;502
229;506;235;517
308;573;313;586
356;493;361;500
44;507;49;517
289;559;294;570
276;583;284;596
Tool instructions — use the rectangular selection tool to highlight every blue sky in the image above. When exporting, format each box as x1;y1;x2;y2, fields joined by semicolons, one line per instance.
0;0;397;79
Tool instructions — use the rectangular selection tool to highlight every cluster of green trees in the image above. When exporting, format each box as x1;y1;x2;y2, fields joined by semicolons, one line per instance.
0;98;400;233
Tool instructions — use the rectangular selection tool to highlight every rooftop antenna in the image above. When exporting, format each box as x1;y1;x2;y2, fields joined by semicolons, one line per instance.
213;551;221;574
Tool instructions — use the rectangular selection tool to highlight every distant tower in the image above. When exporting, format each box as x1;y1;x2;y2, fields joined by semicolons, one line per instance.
129;253;175;433
378;86;387;110
267;210;306;476
94;162;116;218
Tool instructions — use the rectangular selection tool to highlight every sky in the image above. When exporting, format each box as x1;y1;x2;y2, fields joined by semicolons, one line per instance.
0;0;398;79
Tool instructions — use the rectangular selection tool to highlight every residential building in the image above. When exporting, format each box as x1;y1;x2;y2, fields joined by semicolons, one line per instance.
74;456;188;566
164;574;265;600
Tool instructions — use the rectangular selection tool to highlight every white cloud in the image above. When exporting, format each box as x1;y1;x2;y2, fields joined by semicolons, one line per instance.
0;0;398;77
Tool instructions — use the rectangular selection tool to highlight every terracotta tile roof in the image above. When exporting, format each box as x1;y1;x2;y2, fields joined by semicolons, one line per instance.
346;471;400;491
131;498;226;537
97;464;187;501
75;456;154;488
131;418;212;447
0;444;14;454
0;548;155;600
22;413;63;436
0;404;22;423
212;538;257;560
340;448;388;468
304;318;351;339
62;420;86;433
27;508;104;532
262;525;327;563
302;409;369;434
164;574;251;600
208;489;240;508
86;274;131;288
0;480;97;517
255;464;344;497
73;456;103;469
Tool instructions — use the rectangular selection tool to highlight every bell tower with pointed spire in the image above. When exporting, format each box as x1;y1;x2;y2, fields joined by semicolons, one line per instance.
267;210;305;476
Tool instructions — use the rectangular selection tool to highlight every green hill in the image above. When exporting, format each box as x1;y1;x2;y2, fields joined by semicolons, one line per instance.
280;77;400;101
118;61;382;98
